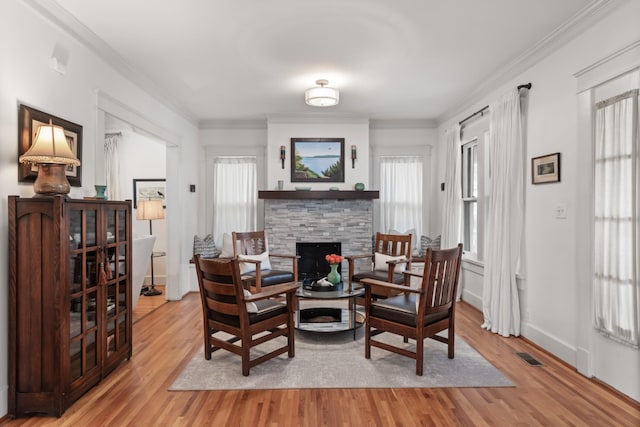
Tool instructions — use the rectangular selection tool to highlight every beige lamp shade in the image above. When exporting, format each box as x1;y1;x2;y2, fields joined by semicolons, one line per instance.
19;122;80;166
136;199;165;220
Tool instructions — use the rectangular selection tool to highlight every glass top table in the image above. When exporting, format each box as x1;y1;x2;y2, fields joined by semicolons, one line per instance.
295;284;365;339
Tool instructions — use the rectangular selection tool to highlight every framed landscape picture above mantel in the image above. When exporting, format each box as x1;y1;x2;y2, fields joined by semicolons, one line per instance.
18;104;83;186
291;138;345;183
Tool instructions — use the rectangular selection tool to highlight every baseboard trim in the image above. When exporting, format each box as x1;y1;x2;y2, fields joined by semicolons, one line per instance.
520;321;577;367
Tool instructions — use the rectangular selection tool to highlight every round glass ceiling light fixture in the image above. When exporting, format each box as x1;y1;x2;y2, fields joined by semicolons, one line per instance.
305;79;339;107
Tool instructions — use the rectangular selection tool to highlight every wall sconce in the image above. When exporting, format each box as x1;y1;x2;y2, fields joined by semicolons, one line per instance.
280;145;286;169
351;145;357;168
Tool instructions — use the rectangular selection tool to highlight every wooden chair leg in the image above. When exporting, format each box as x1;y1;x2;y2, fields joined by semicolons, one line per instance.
365;324;371;359
448;326;455;359
288;311;295;358
241;335;250;376
416;337;424;376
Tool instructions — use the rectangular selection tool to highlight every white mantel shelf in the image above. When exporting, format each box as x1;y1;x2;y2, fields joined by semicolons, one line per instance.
258;190;379;200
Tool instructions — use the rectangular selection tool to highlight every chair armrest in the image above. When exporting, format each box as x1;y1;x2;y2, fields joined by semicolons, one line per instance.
245;282;298;301
269;254;300;260
345;254;374;261
360;278;422;294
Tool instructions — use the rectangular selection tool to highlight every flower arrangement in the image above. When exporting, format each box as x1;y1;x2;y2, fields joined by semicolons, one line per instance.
325;253;343;265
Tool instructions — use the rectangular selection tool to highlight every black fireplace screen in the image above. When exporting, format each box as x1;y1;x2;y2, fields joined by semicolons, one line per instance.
296;242;341;283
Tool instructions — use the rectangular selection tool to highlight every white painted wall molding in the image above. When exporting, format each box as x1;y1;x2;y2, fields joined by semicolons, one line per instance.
574;39;640;92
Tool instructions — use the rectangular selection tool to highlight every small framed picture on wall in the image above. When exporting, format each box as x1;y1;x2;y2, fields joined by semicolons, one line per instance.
531;152;560;184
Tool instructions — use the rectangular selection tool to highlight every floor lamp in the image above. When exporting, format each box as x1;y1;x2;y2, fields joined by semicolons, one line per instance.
136;199;165;296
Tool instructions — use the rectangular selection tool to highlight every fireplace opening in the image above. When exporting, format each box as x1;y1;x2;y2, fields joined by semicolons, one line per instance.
296;242;341;284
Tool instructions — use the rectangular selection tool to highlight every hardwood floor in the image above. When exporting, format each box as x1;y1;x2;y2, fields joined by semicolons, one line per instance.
2;293;639;426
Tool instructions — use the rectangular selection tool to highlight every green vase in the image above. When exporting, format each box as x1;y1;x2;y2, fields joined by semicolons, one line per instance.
327;263;341;285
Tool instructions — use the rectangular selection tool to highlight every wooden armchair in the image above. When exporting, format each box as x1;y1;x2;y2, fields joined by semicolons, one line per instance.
346;232;413;298
193;255;298;376
360;244;463;375
232;230;298;293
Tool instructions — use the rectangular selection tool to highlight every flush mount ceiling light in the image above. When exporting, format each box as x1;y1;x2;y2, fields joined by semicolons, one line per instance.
305;79;339;107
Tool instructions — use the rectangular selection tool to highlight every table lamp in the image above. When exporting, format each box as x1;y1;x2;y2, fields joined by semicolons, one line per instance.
19;120;80;196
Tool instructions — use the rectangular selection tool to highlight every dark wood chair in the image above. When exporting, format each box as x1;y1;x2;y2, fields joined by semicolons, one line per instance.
346;232;413;298
193;254;298;376
232;230;298;293
360;244;463;375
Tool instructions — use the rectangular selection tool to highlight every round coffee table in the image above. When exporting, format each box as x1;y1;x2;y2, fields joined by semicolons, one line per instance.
295;284;365;340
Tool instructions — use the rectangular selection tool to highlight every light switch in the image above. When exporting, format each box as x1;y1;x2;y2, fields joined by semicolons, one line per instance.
555;204;567;219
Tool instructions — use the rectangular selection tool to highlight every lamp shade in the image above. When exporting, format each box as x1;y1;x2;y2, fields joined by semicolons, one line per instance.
305;79;339;107
136;199;165;220
19;123;80;166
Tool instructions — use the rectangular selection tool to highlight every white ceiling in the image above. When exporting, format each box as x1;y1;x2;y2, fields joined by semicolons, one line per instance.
47;0;605;124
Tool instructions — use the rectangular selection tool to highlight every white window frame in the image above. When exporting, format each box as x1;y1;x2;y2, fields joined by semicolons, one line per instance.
460;125;489;261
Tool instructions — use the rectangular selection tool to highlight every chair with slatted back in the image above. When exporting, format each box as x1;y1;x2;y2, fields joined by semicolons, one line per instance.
360;244;463;375
346;232;413;298
232;230;298;293
193;254;298;376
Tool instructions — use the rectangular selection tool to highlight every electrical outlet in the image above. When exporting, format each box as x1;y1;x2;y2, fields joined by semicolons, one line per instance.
555;204;567;219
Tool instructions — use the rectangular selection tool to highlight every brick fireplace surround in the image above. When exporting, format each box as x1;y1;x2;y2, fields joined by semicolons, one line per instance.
260;191;378;271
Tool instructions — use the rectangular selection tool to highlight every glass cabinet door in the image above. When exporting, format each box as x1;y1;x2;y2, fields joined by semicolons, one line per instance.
68;205;100;383
104;205;131;361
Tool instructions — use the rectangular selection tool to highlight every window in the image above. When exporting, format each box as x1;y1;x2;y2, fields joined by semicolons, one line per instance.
209;157;257;247
379;156;423;240
460;119;489;260
593;89;639;347
461;140;478;254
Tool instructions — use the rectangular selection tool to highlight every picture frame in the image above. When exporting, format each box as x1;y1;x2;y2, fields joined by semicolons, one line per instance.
133;178;166;209
291;138;345;183
531;152;561;184
18;104;83;186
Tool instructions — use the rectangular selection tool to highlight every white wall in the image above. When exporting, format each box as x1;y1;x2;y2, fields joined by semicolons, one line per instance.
435;0;640;401
0;0;199;417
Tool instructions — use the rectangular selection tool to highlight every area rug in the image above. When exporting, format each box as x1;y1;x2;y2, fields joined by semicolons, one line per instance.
169;329;513;390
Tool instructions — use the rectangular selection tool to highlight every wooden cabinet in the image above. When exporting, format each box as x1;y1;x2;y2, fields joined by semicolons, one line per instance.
8;196;132;417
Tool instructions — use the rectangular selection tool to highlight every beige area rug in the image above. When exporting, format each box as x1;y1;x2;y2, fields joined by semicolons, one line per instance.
169;328;513;390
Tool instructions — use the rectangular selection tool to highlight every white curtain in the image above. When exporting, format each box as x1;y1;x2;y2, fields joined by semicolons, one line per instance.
441;124;462;249
593;89;639;348
104;133;121;200
379;156;423;239
482;88;524;337
209;157;257;248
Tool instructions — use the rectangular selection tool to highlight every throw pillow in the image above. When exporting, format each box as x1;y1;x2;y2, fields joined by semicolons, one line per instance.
243;289;258;313
193;234;219;258
374;252;407;273
389;228;418;256
219;233;235;258
420;235;442;256
238;251;272;274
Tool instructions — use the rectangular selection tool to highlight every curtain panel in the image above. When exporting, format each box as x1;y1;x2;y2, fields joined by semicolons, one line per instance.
482;88;524;337
593;89;639;348
208;157;257;248
441;124;462;249
104;133;121;200
379;156;424;241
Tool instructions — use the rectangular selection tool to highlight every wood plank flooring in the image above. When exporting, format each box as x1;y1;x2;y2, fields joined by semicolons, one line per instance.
2;293;639;426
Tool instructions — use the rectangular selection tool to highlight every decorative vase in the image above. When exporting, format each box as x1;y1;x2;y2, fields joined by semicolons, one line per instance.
327;263;341;285
95;185;107;199
354;182;365;191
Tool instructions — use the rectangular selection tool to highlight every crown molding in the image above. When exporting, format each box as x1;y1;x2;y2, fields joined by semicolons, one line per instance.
24;0;199;126
266;114;370;125
437;0;624;126
199;119;268;130
369;119;437;129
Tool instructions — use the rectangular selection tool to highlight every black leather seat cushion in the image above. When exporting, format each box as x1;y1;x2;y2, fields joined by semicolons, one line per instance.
242;269;294;287
371;294;449;327
210;299;288;327
352;270;404;284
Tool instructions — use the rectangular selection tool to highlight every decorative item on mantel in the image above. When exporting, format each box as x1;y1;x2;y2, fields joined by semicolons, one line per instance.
325;253;343;286
354;182;365;191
